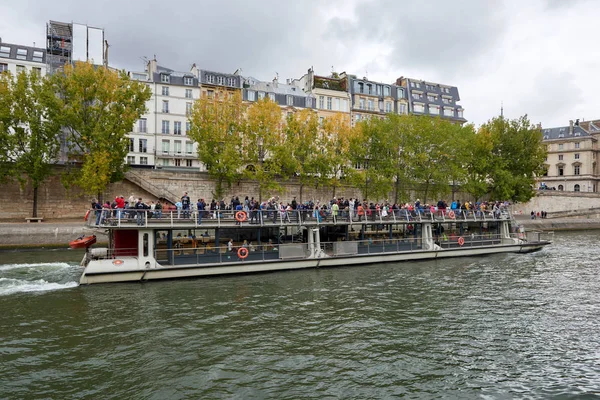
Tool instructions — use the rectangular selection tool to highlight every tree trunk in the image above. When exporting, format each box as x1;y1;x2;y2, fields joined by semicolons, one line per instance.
299;183;304;204
32;185;38;218
394;176;400;204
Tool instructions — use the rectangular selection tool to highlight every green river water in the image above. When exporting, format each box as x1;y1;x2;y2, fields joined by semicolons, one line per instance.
1;231;599;399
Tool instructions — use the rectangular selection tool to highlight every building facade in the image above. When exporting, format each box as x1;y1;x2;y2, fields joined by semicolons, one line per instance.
542;120;599;192
347;75;403;126
242;76;316;117
293;68;351;124
397;77;466;124
0;40;46;76
127;59;202;170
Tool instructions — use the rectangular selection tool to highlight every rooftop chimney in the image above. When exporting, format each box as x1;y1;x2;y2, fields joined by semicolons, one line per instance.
569;120;574;135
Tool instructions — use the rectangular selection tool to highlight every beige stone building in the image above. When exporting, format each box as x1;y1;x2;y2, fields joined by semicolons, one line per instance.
293;68;351;124
541;119;600;192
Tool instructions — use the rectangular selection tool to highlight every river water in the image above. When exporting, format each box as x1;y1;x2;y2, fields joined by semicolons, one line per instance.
1;231;599;399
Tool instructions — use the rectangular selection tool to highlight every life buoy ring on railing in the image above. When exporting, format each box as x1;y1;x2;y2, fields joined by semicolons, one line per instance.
84;210;91;221
235;211;247;222
458;236;465;246
237;247;249;259
448;210;456;219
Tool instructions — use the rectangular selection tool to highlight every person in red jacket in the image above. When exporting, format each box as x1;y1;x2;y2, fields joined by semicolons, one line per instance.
115;196;125;219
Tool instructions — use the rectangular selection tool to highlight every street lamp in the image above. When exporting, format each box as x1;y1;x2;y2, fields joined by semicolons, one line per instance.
257;136;265;202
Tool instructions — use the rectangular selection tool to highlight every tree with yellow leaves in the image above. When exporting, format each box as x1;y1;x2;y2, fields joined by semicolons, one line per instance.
49;62;151;198
242;98;284;201
321;113;356;198
188;91;245;199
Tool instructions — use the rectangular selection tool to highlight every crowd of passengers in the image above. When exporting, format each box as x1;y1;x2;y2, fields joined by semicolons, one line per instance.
90;193;512;226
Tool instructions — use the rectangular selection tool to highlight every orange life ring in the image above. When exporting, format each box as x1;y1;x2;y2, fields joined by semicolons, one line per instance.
235;211;247;222
448;210;456;219
237;247;249;259
458;236;465;246
84;210;91;221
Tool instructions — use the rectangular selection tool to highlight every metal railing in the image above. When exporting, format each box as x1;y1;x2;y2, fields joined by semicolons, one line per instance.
85;207;515;229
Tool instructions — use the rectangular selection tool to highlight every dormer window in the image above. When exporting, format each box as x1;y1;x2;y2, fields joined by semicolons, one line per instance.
575;131;581;137
558;133;564;138
543;135;549;140
33;51;44;63
0;46;10;57
206;75;214;84
184;77;193;86
160;74;170;83
16;48;27;60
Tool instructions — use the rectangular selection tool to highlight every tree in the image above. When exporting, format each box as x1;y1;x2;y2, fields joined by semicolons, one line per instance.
321;113;356;199
188;91;246;199
284;109;321;202
0;70;62;217
482;115;546;202
462;125;492;201
242;98;284;201
347;117;393;201
49;62;151;198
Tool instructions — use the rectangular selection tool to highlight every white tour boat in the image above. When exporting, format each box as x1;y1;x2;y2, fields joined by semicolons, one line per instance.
76;207;552;285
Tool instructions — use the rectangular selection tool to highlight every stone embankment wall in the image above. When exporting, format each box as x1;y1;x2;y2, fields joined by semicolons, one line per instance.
0;222;108;247
0;167;475;221
513;191;600;215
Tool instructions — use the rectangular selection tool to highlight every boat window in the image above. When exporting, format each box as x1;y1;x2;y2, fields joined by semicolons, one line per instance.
143;233;149;257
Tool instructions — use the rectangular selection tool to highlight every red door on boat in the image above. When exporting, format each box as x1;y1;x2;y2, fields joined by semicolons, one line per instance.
69;235;97;249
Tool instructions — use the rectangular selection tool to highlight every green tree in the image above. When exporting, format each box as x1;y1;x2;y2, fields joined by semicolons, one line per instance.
284;109;321;202
321;113;356;199
462;125;492;201
188;91;245;199
242;98;284;201
0;70;62;217
347;117;393;201
482;115;546;202
49;62;151;198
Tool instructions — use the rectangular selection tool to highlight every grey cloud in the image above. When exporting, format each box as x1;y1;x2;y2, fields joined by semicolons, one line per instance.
326;0;509;81
13;0;330;78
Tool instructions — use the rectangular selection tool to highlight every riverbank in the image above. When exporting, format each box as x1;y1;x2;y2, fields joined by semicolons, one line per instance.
517;216;600;231
0;221;108;249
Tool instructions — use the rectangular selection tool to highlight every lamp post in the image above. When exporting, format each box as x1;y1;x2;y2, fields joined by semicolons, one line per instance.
257;136;264;202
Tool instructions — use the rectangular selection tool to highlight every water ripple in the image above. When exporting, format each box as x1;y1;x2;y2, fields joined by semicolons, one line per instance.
1;233;600;398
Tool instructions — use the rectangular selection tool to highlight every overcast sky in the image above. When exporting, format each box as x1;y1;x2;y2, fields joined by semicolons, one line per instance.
1;0;598;127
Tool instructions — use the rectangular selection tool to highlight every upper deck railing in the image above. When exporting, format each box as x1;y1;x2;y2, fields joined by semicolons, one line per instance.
85;207;513;230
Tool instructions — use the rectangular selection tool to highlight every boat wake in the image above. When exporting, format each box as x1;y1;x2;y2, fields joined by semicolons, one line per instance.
0;278;78;296
0;262;80;296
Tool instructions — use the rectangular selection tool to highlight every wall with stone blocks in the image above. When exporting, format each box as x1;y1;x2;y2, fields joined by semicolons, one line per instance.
0;166;486;221
512;191;600;214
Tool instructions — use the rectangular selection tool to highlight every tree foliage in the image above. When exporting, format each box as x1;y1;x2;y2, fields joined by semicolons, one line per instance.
0;70;62;217
242;98;284;200
188;91;246;199
284;109;321;202
49;62;151;197
480;116;546;202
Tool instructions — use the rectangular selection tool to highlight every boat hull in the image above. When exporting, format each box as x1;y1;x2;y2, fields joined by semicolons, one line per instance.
79;241;550;285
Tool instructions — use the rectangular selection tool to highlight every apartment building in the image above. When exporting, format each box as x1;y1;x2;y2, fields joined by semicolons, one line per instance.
293;68;351;125
127;58;202;169
345;75;410;126
542;119;599;192
0;39;46;76
397;77;466;124
243;76;316;117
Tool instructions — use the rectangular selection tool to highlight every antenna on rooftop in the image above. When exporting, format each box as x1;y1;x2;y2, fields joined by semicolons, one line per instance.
500;101;504;119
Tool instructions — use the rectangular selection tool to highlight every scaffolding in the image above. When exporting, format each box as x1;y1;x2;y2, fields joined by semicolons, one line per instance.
46;20;72;75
